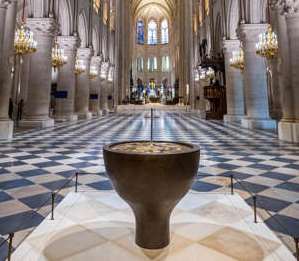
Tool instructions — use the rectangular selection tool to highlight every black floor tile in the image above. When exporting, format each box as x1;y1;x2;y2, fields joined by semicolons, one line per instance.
246;195;291;212
192;181;221;192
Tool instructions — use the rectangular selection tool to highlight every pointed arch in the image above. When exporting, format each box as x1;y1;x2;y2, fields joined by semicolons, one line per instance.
58;0;72;36
161;18;169;44
78;11;88;48
92;27;100;55
148;20;157;45
227;0;239;39
136;19;145;44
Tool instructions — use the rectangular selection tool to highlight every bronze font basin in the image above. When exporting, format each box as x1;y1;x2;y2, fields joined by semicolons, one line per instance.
103;141;200;249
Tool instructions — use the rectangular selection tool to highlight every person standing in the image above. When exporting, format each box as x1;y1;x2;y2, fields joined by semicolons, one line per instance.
8;98;13;119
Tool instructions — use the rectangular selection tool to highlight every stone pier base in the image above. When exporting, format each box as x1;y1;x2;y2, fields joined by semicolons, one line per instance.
241;118;277;131
19;118;55;129
0;120;14;139
55;114;78;122
279;121;299;143
224;115;244;124
77;112;93;120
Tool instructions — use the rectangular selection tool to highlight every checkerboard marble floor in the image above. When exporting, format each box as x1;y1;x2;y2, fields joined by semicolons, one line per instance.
13;192;296;261
0;110;299;259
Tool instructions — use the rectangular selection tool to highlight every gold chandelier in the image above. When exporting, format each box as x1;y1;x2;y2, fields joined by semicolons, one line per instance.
52;40;67;69
89;66;98;79
256;25;278;60
74;59;86;75
198;66;215;80
14;23;37;56
206;67;215;79
230;47;245;71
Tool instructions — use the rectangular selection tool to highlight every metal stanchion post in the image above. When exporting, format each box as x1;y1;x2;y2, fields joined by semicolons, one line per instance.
7;233;14;261
253;195;257;223
75;172;79;193
51;192;55;220
230;175;234;195
294;237;299;261
150;108;153;142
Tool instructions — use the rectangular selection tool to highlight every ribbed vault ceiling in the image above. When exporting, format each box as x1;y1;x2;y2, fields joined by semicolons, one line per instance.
131;0;176;19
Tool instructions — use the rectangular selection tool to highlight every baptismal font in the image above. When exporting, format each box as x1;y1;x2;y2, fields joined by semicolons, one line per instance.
103;109;200;249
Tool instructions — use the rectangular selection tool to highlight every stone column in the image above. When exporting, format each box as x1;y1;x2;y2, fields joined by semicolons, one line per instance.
267;59;282;120
107;81;114;111
223;39;245;123
0;0;8;59
193;81;200;110
198;79;209;119
89;56;101;116
20;18;57;128
75;47;92;119
193;80;206;118
239;24;277;130
114;0;130;105
18;55;30;104
179;0;194;105
279;12;299;142
55;36;79;122
0;0;17;139
100;77;108;115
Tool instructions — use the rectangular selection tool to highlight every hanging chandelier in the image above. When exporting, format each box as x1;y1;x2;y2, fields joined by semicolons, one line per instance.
206;67;215;79
198;66;207;80
256;25;278;59
198;66;215;80
14;23;37;56
52;40;67;70
230;47;245;71
89;65;98;79
14;0;37;56
74;59;86;75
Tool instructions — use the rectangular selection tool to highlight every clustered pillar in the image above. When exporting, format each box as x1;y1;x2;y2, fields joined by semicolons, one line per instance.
178;0;194;105
20;18;57;128
239;24;277;130
55;36;79;122
75;48;93;120
89;56;102;116
100;71;109;114
0;0;17;139
223;39;245;123
279;11;299;142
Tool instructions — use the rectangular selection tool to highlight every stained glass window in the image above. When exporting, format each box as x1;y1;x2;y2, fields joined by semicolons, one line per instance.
148;57;158;72
137;57;144;72
205;0;209;16
93;0;100;13
136;20;145;44
161;19;169;44
162;56;170;72
148;20;158;45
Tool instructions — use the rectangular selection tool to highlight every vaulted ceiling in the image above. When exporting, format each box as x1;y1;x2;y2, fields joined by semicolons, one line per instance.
130;0;176;19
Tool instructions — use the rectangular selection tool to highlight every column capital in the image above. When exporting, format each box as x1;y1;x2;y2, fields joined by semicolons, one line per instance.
274;0;299;14
222;39;241;53
26;18;57;37
57;36;79;52
0;0;10;8
272;0;299;14
77;47;93;60
239;23;268;44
